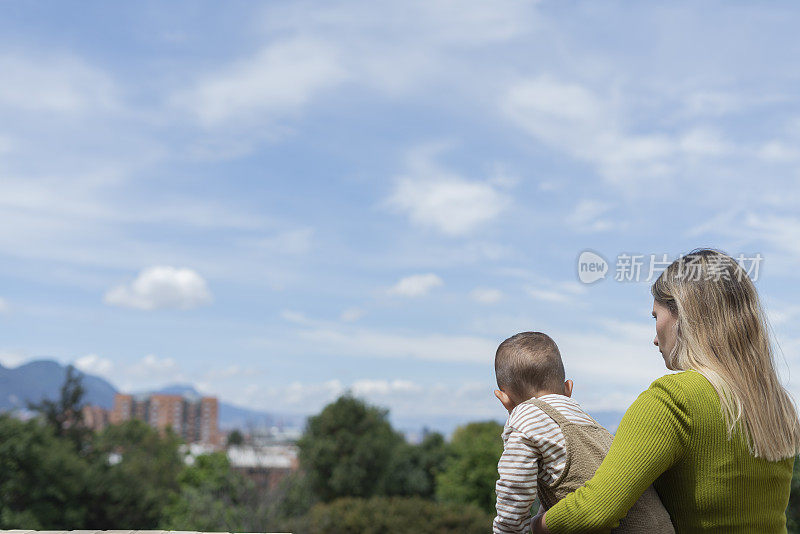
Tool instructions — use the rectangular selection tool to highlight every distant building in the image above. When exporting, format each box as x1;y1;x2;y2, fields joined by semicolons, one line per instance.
110;392;221;447
178;442;298;491
82;404;110;433
226;444;298;490
247;425;303;446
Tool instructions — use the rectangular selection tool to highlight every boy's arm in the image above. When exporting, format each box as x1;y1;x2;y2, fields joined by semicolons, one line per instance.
493;427;540;534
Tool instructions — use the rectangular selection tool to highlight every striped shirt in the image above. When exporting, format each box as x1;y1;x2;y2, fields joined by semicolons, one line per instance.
493;393;597;534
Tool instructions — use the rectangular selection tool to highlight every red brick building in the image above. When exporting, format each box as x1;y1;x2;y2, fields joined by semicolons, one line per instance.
81;404;110;433
110;392;221;447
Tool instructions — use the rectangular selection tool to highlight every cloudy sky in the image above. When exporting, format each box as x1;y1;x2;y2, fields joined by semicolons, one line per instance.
1;1;800;431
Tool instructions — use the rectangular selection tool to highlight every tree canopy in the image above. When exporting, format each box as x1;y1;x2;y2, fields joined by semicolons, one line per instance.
297;393;404;501
435;420;504;514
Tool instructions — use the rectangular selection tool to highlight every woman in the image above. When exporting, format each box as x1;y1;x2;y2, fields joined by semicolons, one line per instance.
533;248;800;533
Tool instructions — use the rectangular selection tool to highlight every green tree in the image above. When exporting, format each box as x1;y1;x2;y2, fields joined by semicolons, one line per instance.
297;394;404;501
435;421;504;515
84;419;185;528
381;431;448;498
161;451;256;531
0;414;91;529
290;496;491;534
226;429;245;447
263;470;319;524
25;364;91;453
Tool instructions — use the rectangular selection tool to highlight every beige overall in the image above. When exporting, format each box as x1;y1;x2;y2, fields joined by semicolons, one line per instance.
524;397;675;533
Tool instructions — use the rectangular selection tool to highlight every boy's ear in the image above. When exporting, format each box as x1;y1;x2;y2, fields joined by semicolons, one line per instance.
563;379;574;398
494;389;516;413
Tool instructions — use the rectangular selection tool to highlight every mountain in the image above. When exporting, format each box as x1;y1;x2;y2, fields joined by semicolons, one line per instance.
0;359;117;411
0;358;302;431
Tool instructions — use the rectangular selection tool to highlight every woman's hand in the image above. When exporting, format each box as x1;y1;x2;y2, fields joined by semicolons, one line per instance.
530;510;551;534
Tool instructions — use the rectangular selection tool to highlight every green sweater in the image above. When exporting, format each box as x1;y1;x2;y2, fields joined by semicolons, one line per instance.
544;369;794;533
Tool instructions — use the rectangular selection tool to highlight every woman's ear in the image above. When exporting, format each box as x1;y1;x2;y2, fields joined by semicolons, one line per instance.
563;379;574;398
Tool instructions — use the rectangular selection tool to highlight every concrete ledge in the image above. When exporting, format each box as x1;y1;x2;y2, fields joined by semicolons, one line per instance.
0;531;291;534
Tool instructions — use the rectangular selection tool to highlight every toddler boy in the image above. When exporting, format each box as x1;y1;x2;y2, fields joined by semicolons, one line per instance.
492;332;674;534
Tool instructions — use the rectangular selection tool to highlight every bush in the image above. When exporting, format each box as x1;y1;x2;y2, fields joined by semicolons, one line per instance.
160;451;256;531
290;496;491;534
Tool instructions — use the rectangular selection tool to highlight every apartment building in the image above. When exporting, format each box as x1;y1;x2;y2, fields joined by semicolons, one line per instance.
110;392;221;447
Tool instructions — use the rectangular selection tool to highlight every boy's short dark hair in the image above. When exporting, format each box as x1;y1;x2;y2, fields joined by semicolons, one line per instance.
495;332;565;400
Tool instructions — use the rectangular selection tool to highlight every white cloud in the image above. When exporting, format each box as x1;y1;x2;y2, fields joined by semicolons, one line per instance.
682;91;744;117
201;364;261;380
295;325;495;363
281;309;311;324
227;376;500;419
0;53;117;114
470;287;504;304
0;351;27;368
527;281;587;304
501;76;676;184
340;307;366;322
352;379;422;396
282;379;345;406
128;353;179;378
741;213;800;261
567;199;614;233
74;353;114;377
758;141;800;163
687;209;800;273
0;297;9;314
249;228;314;255
388;273;443;297
360;0;534;47
767;303;800;327
501;76;745;187
0;173;285;288
179;37;346;125
104;266;212;310
386;144;510;236
597;318;656;344
260;0;537;94
678;127;732;157
111;353;189;393
0;136;13;155
526;288;573;303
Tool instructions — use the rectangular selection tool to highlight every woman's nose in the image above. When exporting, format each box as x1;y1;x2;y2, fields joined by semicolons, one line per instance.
653;336;659;346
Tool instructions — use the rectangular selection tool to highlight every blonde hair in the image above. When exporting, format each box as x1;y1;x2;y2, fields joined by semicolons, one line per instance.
651;248;800;461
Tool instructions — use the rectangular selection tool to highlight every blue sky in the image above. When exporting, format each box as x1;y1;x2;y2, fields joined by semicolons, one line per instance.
1;1;800;430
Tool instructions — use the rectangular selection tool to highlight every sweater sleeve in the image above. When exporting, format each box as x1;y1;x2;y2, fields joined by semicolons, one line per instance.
544;375;693;534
